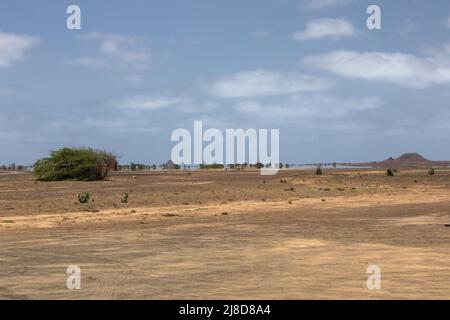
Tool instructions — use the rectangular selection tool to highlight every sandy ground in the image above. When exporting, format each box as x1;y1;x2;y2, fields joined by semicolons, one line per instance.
0;169;449;299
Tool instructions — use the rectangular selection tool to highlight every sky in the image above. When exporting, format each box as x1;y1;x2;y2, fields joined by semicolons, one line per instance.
1;0;450;165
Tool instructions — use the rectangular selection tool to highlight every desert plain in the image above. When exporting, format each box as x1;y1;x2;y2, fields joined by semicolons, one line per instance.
0;168;449;299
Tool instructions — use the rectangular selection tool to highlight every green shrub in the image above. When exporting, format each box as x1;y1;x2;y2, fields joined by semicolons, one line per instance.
78;192;90;204
386;168;395;176
121;192;129;204
254;162;264;169
199;163;225;169
316;167;323;175
34;148;117;181
428;168;435;176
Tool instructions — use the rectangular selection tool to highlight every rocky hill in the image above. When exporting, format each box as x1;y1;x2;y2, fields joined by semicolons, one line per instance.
354;153;450;168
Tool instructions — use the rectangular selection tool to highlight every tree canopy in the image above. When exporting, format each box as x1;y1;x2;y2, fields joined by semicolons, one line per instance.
34;147;117;181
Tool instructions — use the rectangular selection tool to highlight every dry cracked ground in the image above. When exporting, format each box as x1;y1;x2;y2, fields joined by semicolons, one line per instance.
0;169;449;299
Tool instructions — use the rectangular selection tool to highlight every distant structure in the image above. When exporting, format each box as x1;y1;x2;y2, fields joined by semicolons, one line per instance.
164;160;176;170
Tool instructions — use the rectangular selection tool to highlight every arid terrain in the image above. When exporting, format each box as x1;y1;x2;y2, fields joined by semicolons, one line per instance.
1;168;450;299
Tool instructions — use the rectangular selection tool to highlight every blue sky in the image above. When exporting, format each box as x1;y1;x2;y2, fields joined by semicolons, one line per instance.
1;0;450;165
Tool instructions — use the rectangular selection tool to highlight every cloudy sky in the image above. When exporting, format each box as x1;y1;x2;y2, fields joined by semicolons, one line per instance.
1;0;450;165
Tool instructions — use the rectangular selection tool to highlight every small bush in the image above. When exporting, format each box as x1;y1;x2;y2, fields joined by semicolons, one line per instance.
121;192;129;204
254;162;264;169
428;168;435;176
199;163;225;169
386;168;395;176
78;192;90;204
34;147;117;181
316;167;323;175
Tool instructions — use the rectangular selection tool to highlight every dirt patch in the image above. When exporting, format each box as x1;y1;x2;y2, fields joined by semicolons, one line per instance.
1;169;450;299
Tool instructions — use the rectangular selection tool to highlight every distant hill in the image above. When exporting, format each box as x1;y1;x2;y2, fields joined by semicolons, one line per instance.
352;153;450;168
380;153;431;166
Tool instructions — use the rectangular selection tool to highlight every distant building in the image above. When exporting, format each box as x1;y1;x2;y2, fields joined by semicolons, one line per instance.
165;160;176;170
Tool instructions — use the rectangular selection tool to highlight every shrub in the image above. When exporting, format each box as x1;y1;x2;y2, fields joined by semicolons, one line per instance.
78;192;90;204
254;162;264;169
316;167;323;175
199;163;225;169
121;192;129;204
386;168;395;176
34;148;117;181
428;168;435;176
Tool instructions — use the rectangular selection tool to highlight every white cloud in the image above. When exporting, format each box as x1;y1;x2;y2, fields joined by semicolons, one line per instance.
235;94;383;120
207;69;331;98
302;0;356;10
304;50;450;88
68;32;150;71
117;95;190;111
0;31;39;67
293;18;356;42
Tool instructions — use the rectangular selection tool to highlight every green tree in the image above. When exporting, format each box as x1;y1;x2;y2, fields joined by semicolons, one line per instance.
34;147;117;181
